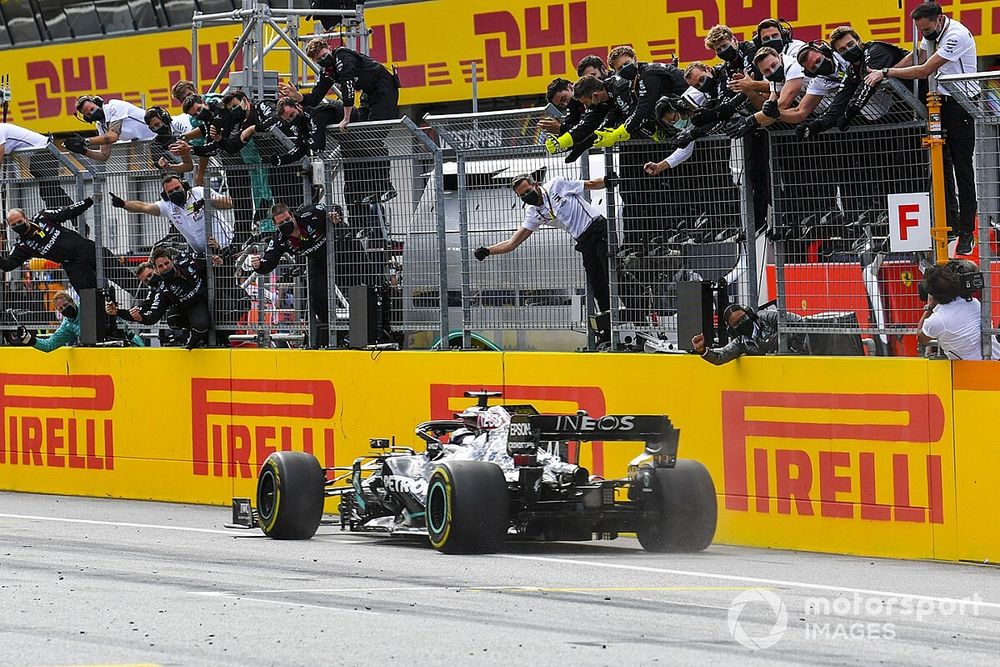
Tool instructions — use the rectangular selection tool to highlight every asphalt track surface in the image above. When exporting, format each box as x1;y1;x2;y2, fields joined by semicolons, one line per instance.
1;492;998;666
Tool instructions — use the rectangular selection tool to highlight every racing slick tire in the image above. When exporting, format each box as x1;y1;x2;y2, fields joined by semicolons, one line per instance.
636;459;717;553
426;461;509;554
256;451;326;540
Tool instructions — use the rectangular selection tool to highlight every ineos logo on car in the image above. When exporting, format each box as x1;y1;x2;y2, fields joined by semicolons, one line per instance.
555;415;636;431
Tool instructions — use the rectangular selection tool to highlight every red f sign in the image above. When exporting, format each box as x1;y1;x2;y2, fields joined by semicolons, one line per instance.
888;193;932;252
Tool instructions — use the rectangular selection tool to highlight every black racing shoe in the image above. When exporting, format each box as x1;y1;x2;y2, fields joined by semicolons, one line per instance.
955;233;975;256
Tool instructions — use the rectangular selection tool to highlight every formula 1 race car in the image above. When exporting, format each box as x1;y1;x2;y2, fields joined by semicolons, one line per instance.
229;391;717;554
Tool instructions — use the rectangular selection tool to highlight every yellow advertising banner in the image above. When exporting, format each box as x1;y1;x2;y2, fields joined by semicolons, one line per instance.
2;347;993;563
3;0;1000;134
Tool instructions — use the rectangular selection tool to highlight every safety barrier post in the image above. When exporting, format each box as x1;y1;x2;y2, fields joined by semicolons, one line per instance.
924;92;951;265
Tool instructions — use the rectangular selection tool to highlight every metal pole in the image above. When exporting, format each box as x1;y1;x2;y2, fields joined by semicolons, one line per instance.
254;9;266;99
603;149;619;352
203;178;218;346
287;16;298;87
208;20;256;94
456;154;472;349
264;19;327;81
579;150;594;350
325;205;338;349
739;135;759;308
356;3;368;56
191;16;200;91
924;93;950;265
471;62;479;114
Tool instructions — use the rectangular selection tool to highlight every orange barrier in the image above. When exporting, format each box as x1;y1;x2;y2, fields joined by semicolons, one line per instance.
0;349;992;562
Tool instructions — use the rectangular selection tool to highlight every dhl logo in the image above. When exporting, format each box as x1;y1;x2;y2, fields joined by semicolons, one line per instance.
0;374;115;471
19;41;241;121
429;383;608;474
191;378;336;478
722;392;946;524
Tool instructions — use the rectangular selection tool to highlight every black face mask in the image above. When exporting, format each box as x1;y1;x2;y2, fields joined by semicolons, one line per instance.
317;53;336;69
167;190;187;207
61;304;78;320
766;64;785;83
842;44;864;64
811;57;835;78
698;75;719;96
278;220;296;236
85;108;105;123
148;273;162;288
154;124;172;136
519;189;543;207
763;37;785;52
717;44;739;62
617;61;638;80
924;18;943;42
195;108;213;123
228;106;246;124
11;221;29;236
731;315;754;337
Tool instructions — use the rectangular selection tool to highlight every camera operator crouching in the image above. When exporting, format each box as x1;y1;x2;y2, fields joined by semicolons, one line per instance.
918;261;999;360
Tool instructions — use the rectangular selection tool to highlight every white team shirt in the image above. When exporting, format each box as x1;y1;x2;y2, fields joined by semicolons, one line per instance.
156;186;234;254
770;54;807;96
922;298;1000;360
920;17;977;95
522;177;602;240
170;114;194;135
805;54;849;97
98;99;156;141
0;123;47;152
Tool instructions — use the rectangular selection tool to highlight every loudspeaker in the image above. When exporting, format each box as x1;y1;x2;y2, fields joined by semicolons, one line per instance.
77;288;101;346
349;285;379;348
677;281;714;351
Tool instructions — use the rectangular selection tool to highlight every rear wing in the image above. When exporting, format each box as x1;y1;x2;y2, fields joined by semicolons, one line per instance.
510;413;680;464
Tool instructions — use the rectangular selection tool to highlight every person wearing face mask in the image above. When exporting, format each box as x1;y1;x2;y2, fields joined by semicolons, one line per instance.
0;122;74;209
864;1;979;256
592;46;687;149
65;96;156;162
544;56;613;161
2;198;139;296
538;78;583;136
704;24;772;234
300;39;400;130
108;175;247;344
248;202;374;348
692;304;807;365
143;106;195;174
6;290;143;352
823;26;908;133
257;96;345;168
136;248;212;349
473;173;615;344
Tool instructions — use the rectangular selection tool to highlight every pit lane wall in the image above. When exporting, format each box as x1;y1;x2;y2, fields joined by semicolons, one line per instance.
0;350;995;563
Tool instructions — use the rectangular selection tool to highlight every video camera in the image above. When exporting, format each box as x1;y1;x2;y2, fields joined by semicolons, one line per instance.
918;260;984;301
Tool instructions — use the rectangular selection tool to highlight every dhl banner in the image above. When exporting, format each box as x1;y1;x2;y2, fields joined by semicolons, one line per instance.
4;0;1000;134
0;348;995;563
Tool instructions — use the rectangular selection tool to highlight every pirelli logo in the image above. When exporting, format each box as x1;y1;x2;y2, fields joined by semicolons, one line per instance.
722;392;947;524
191;378;336;478
0;373;115;470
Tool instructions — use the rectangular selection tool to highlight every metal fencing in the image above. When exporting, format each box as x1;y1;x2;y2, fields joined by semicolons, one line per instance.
939;72;1000;359
1;145;87;332
0;88;971;354
769;80;930;356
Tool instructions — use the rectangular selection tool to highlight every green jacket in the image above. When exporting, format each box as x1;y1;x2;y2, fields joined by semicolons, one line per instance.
34;309;144;352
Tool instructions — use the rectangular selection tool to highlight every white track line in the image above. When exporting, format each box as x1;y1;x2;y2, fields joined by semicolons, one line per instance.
497;555;1000;611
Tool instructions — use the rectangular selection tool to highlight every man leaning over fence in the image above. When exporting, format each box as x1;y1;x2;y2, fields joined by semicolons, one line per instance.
474;173;616;346
693;304;808;365
0;122;73;209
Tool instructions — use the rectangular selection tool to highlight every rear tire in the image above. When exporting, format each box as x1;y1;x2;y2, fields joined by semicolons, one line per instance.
636;460;717;552
426;461;509;554
257;451;326;540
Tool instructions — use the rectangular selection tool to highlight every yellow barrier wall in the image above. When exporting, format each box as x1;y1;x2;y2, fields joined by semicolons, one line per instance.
0;349;991;562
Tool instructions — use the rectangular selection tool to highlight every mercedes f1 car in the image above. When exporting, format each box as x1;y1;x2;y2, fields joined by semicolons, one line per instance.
229;391;717;554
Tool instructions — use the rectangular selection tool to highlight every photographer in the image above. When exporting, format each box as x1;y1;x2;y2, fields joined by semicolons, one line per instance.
7;290;142;352
693;304;807;365
918;262;999;360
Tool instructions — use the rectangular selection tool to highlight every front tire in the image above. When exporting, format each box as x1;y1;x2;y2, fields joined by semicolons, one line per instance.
426;461;509;554
636;460;717;552
257;451;326;540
